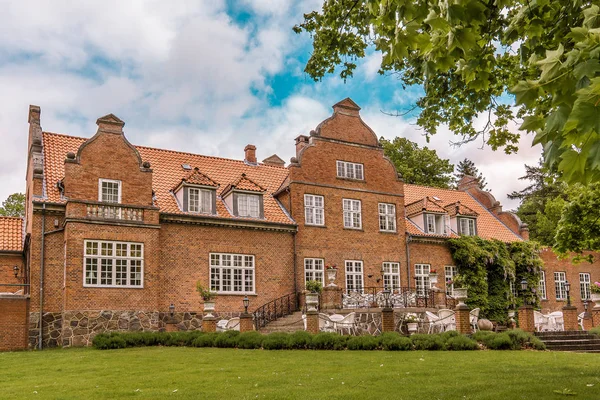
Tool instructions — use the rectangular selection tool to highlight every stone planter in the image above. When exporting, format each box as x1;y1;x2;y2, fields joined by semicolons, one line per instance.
454;288;468;306
326;268;338;287
407;322;418;335
429;273;438;285
591;293;600;308
305;292;319;312
203;301;216;318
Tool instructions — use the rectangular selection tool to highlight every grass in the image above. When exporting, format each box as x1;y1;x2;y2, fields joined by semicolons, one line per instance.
1;347;600;399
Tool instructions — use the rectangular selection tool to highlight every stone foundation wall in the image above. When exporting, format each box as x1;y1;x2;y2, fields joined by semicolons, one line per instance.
29;312;63;349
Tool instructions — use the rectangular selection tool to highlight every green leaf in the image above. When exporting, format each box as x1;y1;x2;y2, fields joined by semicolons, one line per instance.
536;44;564;82
520;115;544;132
573;59;600;80
558;150;587;183
511;80;541;107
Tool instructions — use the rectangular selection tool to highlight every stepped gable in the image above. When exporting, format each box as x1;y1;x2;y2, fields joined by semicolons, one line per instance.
404;184;522;242
40;132;293;225
313;98;379;147
0;216;23;252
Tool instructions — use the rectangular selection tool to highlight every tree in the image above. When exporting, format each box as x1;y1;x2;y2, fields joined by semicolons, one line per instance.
294;1;600;184
0;193;25;217
454;158;487;189
380;137;454;188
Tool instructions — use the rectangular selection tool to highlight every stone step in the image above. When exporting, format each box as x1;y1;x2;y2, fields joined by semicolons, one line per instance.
535;330;592;337
543;338;600;344
546;345;600;351
541;336;600;342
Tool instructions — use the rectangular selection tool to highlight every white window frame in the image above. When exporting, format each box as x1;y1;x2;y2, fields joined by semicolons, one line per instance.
378;203;396;232
445;266;457;296
382;262;400;290
343;199;362;229
458;217;476;236
539;271;547;300
554;271;567;300
426;214;436;234
580;272;591;301
336;160;364;180
237;194;260;218
210;253;255;294
188;187;213;214
83;240;143;288
415;264;431;297
345;260;364;293
304;194;325;226
98;179;122;204
304;258;325;285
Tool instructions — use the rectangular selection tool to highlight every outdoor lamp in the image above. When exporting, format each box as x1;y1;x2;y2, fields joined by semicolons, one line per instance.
520;279;528;291
243;296;250;314
13;265;19;278
169;303;175;318
383;289;391;308
565;281;571;306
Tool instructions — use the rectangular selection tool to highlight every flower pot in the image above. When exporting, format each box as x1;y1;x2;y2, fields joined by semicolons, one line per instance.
454;287;468;306
507;310;515;319
306;292;319;312
407;322;418;335
326;269;338;287
429;273;438;285
591;293;600;308
203;301;215;318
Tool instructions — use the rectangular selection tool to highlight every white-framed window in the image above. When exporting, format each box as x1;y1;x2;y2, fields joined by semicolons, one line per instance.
382;262;400;290
336;160;364;180
345;260;363;292
237;194;260;218
99;179;121;203
415;264;431;297
426;214;436;234
445;266;457;296
343;199;362;229
210;253;255;294
458;217;476;236
188;188;213;213
378;203;396;232
554;271;567;300
509;280;517;298
580;272;591;300
304;258;325;285
539;271;547;300
84;240;143;288
304;194;324;226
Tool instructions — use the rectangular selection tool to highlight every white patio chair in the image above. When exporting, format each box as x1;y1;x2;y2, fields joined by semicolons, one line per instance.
225;317;240;331
437;309;456;331
425;311;441;334
578;312;585;331
470;308;480;332
534;311;550;332
548;311;564;331
302;314;307;331
319;313;335;332
335;312;357;335
216;319;229;332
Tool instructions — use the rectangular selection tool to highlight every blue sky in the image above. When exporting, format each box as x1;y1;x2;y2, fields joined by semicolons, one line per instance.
0;0;541;209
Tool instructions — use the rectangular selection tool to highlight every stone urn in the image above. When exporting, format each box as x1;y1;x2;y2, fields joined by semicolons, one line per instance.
591;293;600;308
203;301;216;318
454;288;468;306
305;292;319;312
407;322;419;335
326;268;338;287
429;273;438;285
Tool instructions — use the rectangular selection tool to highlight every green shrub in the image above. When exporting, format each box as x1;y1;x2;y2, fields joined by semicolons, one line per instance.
411;334;445;350
262;333;290;350
590;326;600;336
380;332;412;351
439;330;460;341
214;330;240;348
472;331;496;343
529;336;546;350
310;332;343;350
288;331;312;349
347;335;380;350
92;333;127;350
192;333;218;347
445;335;478;350
237;331;264;349
487;333;513;350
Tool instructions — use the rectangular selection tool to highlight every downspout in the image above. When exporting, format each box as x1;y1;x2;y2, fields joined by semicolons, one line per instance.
38;203;45;350
405;234;412;290
289;187;297;299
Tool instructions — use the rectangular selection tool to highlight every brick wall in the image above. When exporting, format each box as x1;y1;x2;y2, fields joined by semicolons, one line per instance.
0;295;29;351
0;253;24;290
408;240;454;292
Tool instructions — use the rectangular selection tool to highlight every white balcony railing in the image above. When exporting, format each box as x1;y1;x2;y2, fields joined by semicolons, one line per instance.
86;204;144;222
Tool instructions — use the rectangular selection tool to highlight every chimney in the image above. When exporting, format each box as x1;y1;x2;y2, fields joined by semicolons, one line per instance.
520;224;530;241
295;135;309;157
244;144;257;164
457;175;480;191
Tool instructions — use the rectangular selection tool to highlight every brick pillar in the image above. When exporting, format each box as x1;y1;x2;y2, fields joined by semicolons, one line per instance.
518;305;535;333
582;312;593;331
202;316;216;333
562;305;578;331
593;306;600;328
321;286;342;310
306;311;319;334
455;304;471;334
381;308;395;332
239;313;254;332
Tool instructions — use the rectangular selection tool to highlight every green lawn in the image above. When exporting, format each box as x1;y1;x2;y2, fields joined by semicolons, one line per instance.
1;348;599;399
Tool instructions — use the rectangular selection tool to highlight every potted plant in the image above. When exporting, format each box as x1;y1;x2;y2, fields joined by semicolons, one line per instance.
450;275;468;306
591;282;600;307
305;280;323;312
196;282;217;317
429;269;438;284
325;264;338;286
405;315;419;335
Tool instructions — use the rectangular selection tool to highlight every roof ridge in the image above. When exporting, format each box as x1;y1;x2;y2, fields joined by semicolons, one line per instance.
465;192;523;241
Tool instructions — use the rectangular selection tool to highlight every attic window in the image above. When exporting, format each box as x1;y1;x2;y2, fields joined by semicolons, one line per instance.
182;164;192;170
432;196;441;201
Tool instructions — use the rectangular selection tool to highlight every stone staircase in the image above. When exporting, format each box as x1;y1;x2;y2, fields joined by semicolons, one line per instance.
535;331;600;353
258;311;305;334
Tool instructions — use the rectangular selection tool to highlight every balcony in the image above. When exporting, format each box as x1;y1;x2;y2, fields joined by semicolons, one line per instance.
86;203;144;222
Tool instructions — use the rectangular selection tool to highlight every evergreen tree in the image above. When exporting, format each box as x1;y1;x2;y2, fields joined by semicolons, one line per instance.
454;159;487;189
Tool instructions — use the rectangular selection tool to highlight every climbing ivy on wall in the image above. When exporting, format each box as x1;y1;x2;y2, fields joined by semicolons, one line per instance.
448;237;543;322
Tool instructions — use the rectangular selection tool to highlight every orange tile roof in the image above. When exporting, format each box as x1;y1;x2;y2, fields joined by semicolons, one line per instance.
41;132;293;225
0;216;23;252
404;184;522;242
405;196;447;217
443;202;479;217
180;167;218;188
222;173;266;197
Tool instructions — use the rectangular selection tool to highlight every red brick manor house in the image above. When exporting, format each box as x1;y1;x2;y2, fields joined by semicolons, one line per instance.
0;98;598;349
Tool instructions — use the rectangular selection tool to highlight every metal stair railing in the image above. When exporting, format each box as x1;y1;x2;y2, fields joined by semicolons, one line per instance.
252;292;298;330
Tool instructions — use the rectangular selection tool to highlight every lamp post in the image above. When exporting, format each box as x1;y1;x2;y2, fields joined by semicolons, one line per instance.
169;303;175;318
565;281;571;307
517;279;534;332
13;265;19;278
383;288;391;309
520;279;528;306
243;296;250;314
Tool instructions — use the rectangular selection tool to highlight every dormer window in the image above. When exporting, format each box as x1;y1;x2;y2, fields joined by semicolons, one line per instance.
237;193;260;218
424;213;448;235
221;173;266;219
174;167;219;215
336;160;364;180
188;187;214;214
99;179;121;203
458;217;477;236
